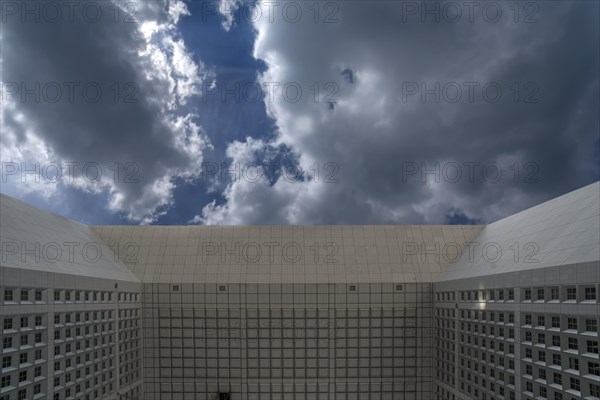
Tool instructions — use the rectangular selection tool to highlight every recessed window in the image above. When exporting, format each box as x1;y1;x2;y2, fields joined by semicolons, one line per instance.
536;288;544;301
395;284;403;291
172;285;179;291
524;289;531;300
586;319;598;332
20;290;29;302
349;285;356;292
587;340;599;354
219;285;226;292
585;287;597;301
589;362;600;376
2;356;11;368
568;318;577;330
551;287;559;300
567;287;577;301
3;318;13;330
570;378;580;391
35;290;43;302
4;289;14;302
569;357;579;370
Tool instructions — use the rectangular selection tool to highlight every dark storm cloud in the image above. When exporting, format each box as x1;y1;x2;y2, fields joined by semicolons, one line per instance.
199;0;599;224
1;0;210;223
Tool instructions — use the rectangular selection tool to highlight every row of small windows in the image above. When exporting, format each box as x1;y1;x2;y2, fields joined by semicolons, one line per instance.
2;315;45;331
522;314;598;333
2;334;46;350
2;287;139;303
437;285;598;303
522;332;599;354
523;358;600;377
524;379;600;397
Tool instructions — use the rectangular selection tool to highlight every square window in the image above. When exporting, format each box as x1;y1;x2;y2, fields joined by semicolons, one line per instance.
586;319;598;332
585;287;597;301
570;378;580;391
587;340;599;354
536;288;544;300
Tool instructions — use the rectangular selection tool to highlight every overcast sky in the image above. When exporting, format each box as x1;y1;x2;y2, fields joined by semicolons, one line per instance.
1;0;599;225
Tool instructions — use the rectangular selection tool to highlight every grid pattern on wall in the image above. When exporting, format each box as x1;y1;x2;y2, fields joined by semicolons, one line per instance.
141;282;434;400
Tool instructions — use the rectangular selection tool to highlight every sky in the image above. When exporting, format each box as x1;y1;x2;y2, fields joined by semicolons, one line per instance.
1;0;599;226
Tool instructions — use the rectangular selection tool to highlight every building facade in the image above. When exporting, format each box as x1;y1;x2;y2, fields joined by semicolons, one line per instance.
1;182;598;400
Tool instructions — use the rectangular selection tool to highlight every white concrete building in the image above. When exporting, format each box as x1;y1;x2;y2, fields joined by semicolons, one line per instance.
1;182;598;400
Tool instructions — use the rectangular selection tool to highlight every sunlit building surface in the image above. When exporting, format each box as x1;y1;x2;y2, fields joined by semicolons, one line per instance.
1;182;598;400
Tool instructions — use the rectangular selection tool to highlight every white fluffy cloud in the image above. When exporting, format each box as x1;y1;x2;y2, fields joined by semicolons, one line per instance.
198;0;599;224
2;0;213;223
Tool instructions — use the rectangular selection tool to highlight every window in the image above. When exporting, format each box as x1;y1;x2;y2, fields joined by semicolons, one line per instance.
568;338;578;350
567;287;577;301
35;316;42;327
539;368;546;380
526;365;533;375
538;316;545;327
54;290;61;301
35;290;43;301
2;356;11;368
508;290;514;300
537;288;544;300
589;362;600;376
591;384;600;397
17;389;26;400
586;319;598;332
19;353;27;364
34;383;41;394
587;340;599;354
18;370;27;382
525;289;532;300
569;357;579;370
552;335;561;347
553;354;561;366
585;287;597;301
551;287;559;300
570;378;580;391
525;315;532;325
4;289;13;302
0;376;10;388
3;318;13;330
552;316;560;328
34;366;42;377
20;317;28;328
568;318;578;330
3;337;12;349
20;290;28;302
553;372;562;385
